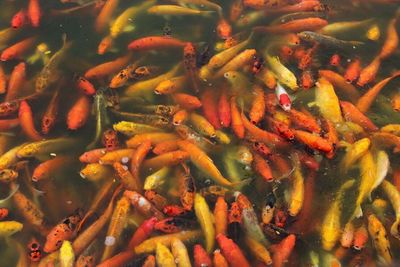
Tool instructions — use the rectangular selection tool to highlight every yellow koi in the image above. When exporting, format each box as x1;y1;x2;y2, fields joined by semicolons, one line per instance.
339;138;370;174
0;221;23;236
113;121;162;136
368;214;392;265
194;193;215;253
321;179;355;251
155;243;176;267
148;5;214;16
381;180;400;240
265;54;298;90
59;241;74;267
315;77;343;124
171;237;192;267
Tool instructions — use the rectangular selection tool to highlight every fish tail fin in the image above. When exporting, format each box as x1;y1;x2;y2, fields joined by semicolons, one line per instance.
230;178;252;190
354;205;363;218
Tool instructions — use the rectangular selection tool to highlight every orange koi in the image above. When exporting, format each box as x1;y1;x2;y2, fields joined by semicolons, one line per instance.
75;76;96;96
113;162;142;191
301;70;314;89
218;87;231;127
11;9;28;29
124;190;165;220
79;148;106;163
250;85;266;124
173;93;202;110
241;113;289;149
201;89;221;129
253;153;273;182
130;140;151;186
44;210;82;253
19;100;43;141
294;129;333;153
344;58;361;83
254;18;328;34
340;101;378;131
1;37;36;61
353;225;368;250
214;196;228;236
32;156;74;182
153;140;179;155
142;150;189;171
173;109;188;125
98;35;113;55
84;53;132;80
329;54;341;67
6;62;26;102
194;244;213;267
271;235;297;267
264;1;324;14
95;0;119;33
267;117;295;140
28;0;41;27
217;234;251;267
230;0;244;22
379;16;398;60
0;208;8;220
213;249;229;267
322;119;338;158
183;42;199;93
67;94;91;130
178;165;196;211
357;56;381;86
41;87;60;134
217;19;232;39
231;97;245;139
290;108;322;133
0;64;6;94
356;71;400;113
318;70;360;102
128;36;186;51
269;154;291;179
126;132;179;148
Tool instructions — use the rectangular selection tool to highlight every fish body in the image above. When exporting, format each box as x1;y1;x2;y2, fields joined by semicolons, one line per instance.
321;179;355;250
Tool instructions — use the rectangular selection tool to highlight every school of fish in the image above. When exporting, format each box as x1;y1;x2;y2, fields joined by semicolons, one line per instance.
0;0;399;266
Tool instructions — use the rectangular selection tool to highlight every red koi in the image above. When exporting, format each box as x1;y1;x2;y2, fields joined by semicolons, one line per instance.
216;234;251;267
201;89;221;129
28;0;41;27
1;37;37;61
11;9;28;29
6;62;26;102
19;100;43;141
76;76;96;96
218;87;231;127
67;94;91;130
270;234;296;267
344;58;361;83
128;36;186;51
194;244;213;267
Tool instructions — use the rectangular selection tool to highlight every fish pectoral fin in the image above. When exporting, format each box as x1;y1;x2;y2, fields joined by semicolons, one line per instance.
122;24;136;33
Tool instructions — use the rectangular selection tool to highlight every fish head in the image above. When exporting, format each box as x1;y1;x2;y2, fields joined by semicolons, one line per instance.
297;31;313;41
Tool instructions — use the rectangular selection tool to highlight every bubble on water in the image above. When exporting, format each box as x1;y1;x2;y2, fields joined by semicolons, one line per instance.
50;153;56;157
121;157;129;164
138;197;146;207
